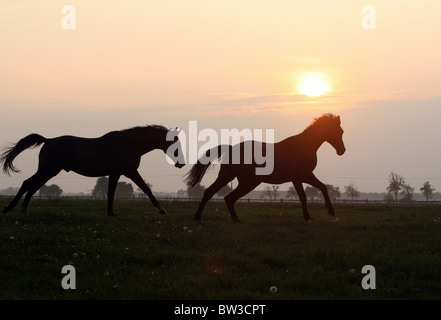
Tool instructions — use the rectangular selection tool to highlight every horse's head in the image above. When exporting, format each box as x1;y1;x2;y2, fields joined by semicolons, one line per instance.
326;115;346;156
165;127;186;168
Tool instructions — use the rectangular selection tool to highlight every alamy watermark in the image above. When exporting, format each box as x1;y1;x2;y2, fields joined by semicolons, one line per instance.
361;265;376;290
61;265;76;290
362;5;376;30
165;121;275;175
60;6;376;31
61;5;76;30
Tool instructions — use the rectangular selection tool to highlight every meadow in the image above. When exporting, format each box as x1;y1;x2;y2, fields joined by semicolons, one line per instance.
0;198;440;300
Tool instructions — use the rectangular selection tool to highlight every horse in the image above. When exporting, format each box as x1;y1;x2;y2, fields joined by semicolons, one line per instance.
0;125;185;216
185;113;346;223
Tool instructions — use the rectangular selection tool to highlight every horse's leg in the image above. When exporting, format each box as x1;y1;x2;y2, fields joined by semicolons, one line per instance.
107;174;120;217
293;180;311;221
2;180;31;213
193;167;235;223
224;180;259;223
303;174;335;217
20;168;61;213
124;170;165;214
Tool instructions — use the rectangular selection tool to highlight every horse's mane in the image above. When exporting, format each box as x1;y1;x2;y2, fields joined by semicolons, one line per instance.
304;113;339;132
120;125;169;137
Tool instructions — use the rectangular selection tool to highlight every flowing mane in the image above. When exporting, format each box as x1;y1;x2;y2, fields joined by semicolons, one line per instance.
120;125;169;136
304;113;339;132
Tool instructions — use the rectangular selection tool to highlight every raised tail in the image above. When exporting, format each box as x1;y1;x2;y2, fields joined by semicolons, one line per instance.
184;145;229;188
0;134;46;174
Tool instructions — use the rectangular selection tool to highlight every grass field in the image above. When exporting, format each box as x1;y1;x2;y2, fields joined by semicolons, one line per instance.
1;198;440;300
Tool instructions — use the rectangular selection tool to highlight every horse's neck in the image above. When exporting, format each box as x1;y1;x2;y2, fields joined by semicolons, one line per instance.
288;128;326;152
305;127;327;151
129;133;165;155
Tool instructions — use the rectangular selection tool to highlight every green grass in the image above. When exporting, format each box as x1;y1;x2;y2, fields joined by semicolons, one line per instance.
1;198;441;299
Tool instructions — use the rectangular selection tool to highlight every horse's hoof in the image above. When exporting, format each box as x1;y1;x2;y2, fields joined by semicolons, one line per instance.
158;207;166;215
2;206;10;213
107;212;118;217
232;218;241;223
194;219;204;225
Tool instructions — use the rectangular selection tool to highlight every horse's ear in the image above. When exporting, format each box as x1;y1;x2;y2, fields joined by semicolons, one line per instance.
336;116;341;125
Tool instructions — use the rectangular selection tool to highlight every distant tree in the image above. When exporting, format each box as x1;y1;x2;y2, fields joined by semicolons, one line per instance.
115;181;134;197
92;177;108;197
345;183;360;201
261;185;279;200
400;183;414;203
305;186;320;201
420;181;436;201
315;184;340;202
270;185;279;200
261;186;271;200
187;185;205;199
39;184;63;197
386;172;405;202
216;184;233;197
176;189;187;198
0;187;20;196
326;184;341;202
135;180;152;194
383;192;394;203
92;177;134;198
286;185;298;200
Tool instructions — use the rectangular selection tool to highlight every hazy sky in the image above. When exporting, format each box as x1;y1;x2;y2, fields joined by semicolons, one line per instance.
1;0;440;195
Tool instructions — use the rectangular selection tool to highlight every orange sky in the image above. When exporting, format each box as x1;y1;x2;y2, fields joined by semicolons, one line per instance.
1;1;441;193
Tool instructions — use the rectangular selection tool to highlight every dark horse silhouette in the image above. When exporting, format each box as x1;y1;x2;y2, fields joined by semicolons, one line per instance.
185;113;345;223
0;125;185;216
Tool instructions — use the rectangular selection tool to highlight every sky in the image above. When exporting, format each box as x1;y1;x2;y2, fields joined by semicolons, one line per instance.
1;0;440;195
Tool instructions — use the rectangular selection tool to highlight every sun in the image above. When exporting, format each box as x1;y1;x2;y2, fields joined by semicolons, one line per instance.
298;73;330;97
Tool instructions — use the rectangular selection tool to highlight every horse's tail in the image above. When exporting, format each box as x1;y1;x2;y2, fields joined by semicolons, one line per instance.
185;145;230;188
0;134;47;175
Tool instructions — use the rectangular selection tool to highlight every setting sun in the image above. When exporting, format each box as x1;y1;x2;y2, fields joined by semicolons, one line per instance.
298;73;330;97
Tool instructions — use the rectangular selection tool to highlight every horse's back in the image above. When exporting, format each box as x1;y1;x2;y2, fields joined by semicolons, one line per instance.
38;134;123;175
220;136;314;183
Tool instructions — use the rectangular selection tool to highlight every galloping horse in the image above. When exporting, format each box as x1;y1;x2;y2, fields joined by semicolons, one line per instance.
0;125;185;216
185;113;346;223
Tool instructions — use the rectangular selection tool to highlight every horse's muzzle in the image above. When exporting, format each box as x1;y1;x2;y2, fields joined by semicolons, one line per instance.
175;163;185;168
337;148;346;156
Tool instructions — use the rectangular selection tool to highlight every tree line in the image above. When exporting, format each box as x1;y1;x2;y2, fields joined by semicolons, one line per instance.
24;172;438;202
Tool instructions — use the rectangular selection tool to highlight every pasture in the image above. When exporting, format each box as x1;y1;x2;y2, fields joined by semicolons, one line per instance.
0;198;440;300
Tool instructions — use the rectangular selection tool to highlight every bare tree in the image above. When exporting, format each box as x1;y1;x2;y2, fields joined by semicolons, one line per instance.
261;185;280;200
270;185;279;200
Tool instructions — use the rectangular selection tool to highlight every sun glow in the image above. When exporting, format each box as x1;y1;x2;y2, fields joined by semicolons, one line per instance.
298;73;330;97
